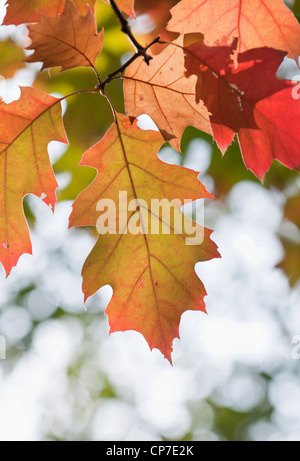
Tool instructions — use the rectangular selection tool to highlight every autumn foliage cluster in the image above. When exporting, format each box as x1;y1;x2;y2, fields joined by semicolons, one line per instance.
0;0;299;362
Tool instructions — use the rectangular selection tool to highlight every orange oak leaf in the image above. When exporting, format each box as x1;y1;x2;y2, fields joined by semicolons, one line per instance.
25;0;104;72
184;38;300;179
167;0;300;62
3;0;96;25
124;37;212;153
102;0;135;17
0;87;68;276
69;112;220;362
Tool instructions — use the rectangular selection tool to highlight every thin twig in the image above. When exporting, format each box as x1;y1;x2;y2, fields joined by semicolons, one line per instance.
109;0;153;65
97;36;160;92
64;4;162;106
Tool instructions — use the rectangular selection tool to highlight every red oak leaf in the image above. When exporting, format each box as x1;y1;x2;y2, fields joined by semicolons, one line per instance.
184;38;300;179
167;0;300;63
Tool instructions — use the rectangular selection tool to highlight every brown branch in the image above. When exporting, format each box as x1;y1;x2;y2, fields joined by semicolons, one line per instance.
97;36;160;92
109;0;153;65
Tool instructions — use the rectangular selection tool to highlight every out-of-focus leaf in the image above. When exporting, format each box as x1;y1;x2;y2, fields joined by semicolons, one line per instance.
278;191;300;286
278;238;300;287
0;39;26;78
102;0;136;17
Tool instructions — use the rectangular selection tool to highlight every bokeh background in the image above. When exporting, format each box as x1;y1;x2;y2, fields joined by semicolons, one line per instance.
0;0;300;441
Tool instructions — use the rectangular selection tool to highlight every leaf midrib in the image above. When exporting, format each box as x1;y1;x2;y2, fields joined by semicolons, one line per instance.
114;116;168;348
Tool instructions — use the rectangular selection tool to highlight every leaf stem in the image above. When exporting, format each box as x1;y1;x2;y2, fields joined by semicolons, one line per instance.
100;88;158;316
91;64;102;87
59;87;101;102
100;87;118;123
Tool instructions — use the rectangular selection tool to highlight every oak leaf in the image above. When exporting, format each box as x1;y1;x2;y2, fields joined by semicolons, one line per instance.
69;113;220;362
26;0;104;72
0;87;68;276
184;38;300;178
124;37;212;153
167;0;300;62
3;0;96;25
